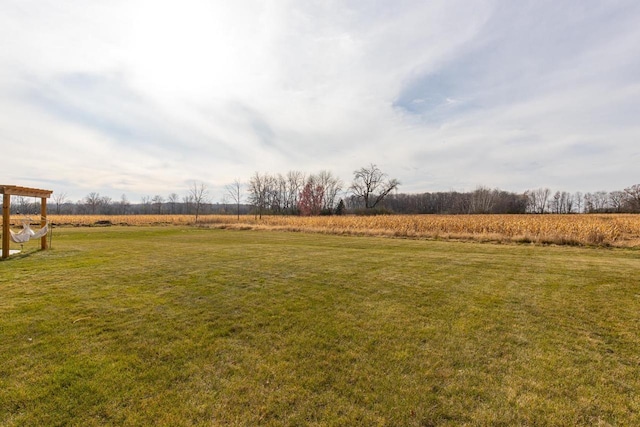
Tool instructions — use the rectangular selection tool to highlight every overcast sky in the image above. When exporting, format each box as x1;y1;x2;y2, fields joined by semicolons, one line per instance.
2;0;639;202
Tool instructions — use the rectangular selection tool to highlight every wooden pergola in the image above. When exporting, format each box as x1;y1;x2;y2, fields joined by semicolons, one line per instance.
1;185;53;259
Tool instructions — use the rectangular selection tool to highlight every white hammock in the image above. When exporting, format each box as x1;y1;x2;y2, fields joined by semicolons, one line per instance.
9;220;49;244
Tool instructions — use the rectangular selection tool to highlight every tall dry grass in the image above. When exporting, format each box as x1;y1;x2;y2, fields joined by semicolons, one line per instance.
39;214;640;247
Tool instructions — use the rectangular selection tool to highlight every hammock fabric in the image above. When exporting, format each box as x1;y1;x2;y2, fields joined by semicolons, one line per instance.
9;221;49;244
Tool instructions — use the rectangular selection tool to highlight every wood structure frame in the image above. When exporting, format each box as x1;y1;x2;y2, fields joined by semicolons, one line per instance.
1;185;53;259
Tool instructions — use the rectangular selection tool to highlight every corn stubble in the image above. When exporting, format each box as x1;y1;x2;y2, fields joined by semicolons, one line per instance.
45;213;640;246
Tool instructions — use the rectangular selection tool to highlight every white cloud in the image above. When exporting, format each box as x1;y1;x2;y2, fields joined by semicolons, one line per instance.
1;0;639;201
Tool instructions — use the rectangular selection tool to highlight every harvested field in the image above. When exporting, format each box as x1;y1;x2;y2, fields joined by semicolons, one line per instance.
41;214;640;247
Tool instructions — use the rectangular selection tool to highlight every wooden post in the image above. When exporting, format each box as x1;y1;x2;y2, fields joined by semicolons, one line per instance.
41;197;48;250
2;194;9;259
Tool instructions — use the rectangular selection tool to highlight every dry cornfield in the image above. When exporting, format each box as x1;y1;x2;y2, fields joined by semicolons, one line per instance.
36;213;640;247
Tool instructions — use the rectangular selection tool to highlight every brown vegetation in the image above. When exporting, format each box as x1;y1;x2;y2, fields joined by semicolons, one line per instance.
40;214;640;247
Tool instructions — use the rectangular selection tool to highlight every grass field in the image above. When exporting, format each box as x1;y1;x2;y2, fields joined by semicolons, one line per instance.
1;227;639;425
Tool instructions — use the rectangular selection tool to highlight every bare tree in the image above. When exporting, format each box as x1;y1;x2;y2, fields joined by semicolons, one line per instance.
225;179;243;220
624;184;640;212
182;194;194;215
248;172;271;219
316;170;343;213
574;191;583;213
549;191;562;214
151;195;164;214
286;170;305;214
593;191;609;212
119;194;130;215
14;196;31;214
273;174;287;214
52;192;67;214
140;196;151;214
470;186;494;214
84;192;102;214
350;164;400;209
609;191;626;213
525;188;550;213
101;196;113;214
583;193;594;213
561;191;574;213
167;193;179;214
189;182;209;223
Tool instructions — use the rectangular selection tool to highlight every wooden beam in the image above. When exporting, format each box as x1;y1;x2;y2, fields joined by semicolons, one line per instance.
2;194;9;259
0;185;53;198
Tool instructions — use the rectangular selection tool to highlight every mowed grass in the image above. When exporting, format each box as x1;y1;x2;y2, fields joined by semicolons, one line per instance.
1;227;639;426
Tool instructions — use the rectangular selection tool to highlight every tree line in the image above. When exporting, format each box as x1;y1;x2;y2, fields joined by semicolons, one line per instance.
11;165;640;216
384;185;640;214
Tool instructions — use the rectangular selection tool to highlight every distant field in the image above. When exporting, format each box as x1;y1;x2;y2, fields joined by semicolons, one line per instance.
1;227;639;426
43;213;640;247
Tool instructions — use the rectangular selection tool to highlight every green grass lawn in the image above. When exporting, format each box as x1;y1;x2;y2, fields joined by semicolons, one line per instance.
1;227;639;426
